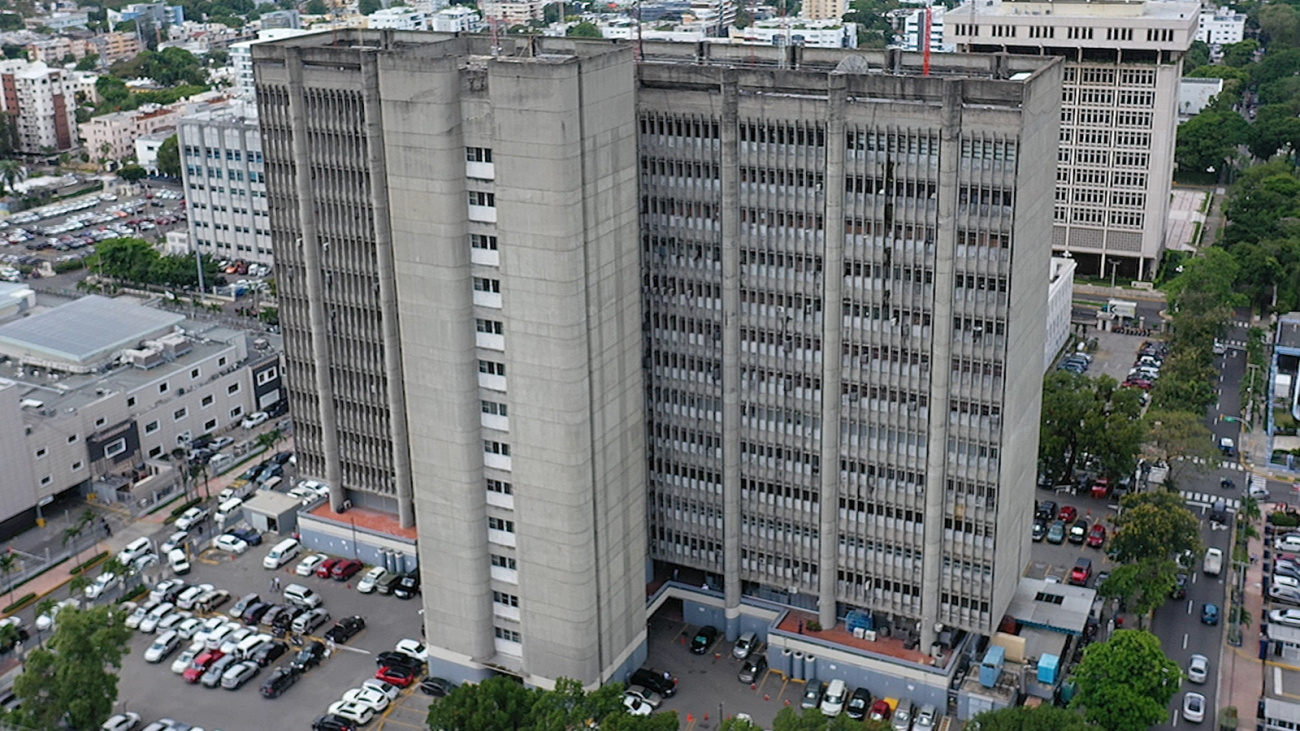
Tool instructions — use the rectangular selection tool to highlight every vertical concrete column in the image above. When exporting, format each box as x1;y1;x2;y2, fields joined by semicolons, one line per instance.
360;50;416;529
817;75;848;631
920;79;963;650
286;47;344;509
720;72;743;639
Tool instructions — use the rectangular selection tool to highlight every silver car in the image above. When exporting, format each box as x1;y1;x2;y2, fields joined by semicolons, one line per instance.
220;659;261;690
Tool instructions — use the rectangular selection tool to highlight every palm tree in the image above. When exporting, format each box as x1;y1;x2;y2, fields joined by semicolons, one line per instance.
0;550;18;609
61;509;96;568
0;159;24;195
33;598;55;648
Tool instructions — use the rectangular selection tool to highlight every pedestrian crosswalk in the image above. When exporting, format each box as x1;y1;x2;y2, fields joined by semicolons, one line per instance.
1173;455;1243;471
1180;491;1240;512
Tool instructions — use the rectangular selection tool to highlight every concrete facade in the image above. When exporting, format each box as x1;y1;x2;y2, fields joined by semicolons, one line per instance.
253;31;648;688
946;0;1199;281
1045;257;1076;372
0;60;78;155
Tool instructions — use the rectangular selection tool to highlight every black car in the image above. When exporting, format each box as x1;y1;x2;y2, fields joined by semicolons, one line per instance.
419;676;456;697
270;451;293;466
325;616;366;644
256;464;284;484
266;401;289;418
272;606;305;632
375;651;422;671
251;640;289;668
292;641;327;671
393;573;420;600
375;573;403;595
690;625;718;654
630;667;677;698
1031;520;1046;542
242;602;273;625
260;665;300;698
846;687;872;721
1035;501;1057;521
260;606;287;629
311;715;357;731
229;527;263;546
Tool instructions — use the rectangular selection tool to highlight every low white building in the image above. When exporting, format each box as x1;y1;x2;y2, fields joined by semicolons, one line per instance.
1199;7;1246;46
1045;256;1077;372
134;129;174;175
480;0;547;25
430;6;482;31
1179;77;1224;122
229;28;314;101
0;294;283;535
894;5;953;53
368;6;431;30
729;18;857;48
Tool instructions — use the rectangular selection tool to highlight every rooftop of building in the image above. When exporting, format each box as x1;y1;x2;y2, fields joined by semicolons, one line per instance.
304;501;419;541
950;0;1200;20
1278;312;1300;350
777;608;945;666
1004;577;1095;636
0;294;185;370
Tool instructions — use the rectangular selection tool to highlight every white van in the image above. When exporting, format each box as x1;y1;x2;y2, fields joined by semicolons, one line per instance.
207;453;235;474
214;498;244;525
235;633;270;659
261;476;283;492
118;537;155;566
282;583;322;609
168;548;190;576
263;539;300;570
820;679;848;718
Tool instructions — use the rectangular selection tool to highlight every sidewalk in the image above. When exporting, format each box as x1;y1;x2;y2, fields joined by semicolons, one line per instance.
1221;523;1265;721
0;436;292;616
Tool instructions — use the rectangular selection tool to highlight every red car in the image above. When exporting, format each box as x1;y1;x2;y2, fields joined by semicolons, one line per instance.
1087;524;1107;548
316;557;342;579
332;559;364;581
1058;505;1078;524
375;664;418;687
1091;478;1111;500
183;649;225;684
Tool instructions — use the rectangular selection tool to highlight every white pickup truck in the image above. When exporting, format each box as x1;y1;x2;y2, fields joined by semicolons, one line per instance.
1203;547;1224;577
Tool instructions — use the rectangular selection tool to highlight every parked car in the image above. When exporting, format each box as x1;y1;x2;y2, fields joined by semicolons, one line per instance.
1087;524;1107;548
316;558;343;579
229;592;260;619
325;616;366;644
393;572;420;599
1187;654;1208;684
174;507;209;531
418;677;456;697
846;687;872;721
1068;518;1089;544
1046;520;1067;544
296;554;329;577
260;665;301;698
356;567;388;594
100;713;141;731
801;680;825;710
630;667;677;697
293;641;327;671
292;608;331;635
242;411;269;429
1058;505;1078;524
1271;608;1300;628
732;631;757;660
690;625;718;654
331;559;364;581
220;660;261;690
1031;520;1046;542
738;655;767;684
144;631;182;663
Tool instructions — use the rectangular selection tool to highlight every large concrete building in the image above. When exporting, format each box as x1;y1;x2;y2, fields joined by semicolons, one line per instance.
252;30;1059;690
947;0;1199;280
0;60;78;155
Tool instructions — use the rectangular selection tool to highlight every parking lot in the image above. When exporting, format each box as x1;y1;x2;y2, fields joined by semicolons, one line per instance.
101;516;430;730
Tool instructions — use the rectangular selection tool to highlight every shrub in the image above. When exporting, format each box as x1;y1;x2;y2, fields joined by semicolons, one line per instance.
3;593;36;614
69;551;109;575
1272;511;1300;528
170;498;201;519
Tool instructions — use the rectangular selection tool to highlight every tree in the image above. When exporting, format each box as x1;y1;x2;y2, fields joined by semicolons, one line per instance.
968;705;1093;731
1039;372;1145;485
1184;40;1210;72
61;509;97;568
426;676;539;731
12;605;132;731
305;0;328;13
1143;410;1218;487
567;20;603;37
0;550;18;609
358;0;381;14
75;53;100;71
1109;490;1203;565
0;13;21;31
117;164;147;182
425;675;680;731
1221;38;1261;67
1261;3;1300;49
0;159;25;195
255;428;284;455
1175;109;1249;175
156;134;180;178
1097;557;1179;629
527;677;623;730
1072;630;1181;731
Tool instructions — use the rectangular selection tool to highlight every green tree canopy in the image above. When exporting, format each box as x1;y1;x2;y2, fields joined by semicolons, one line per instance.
567;20;603;37
1143;410;1218;486
157;134;180;178
358;0;381;14
12;605;132;730
117;164;147;182
0;13;22;31
425;675;680;731
968;704;1094;731
1261;3;1300;48
1109;490;1203;564
1039;372;1146;485
1222;38;1261;67
1176;108;1249;174
1097;557;1180;628
305;0;328;13
75;53;100;71
1071;630;1181;731
1184;40;1210;72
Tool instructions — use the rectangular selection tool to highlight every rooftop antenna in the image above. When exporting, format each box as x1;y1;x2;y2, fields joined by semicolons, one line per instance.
923;0;933;75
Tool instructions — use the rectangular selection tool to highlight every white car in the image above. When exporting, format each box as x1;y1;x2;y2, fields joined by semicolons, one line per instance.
100;712;141;731
174;617;203;639
1187;654;1208;684
84;572;120;599
623;695;653;717
1278;534;1300;553
168;549;191;576
625;687;663;709
1183;692;1206;723
342;686;391;713
36;598;80;631
156;611;192;634
171;640;205;674
241;411;269;429
361;678;400;701
125;602;157;630
138;602;175;634
160;531;190;554
212;534;249;555
357;567;388;594
327;700;376;726
204;623;239;651
174;507;209;531
295;554;328;577
144;630;182;663
176;584;215;610
1276;575;1300;591
149;579;185;605
1270;608;1300;628
297;479;329;497
395;638;427;663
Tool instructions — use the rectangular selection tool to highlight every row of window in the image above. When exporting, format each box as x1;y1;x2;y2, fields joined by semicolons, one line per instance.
185;146;265;163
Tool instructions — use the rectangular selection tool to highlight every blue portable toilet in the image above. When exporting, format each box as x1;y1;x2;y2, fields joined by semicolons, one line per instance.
980;645;1006;688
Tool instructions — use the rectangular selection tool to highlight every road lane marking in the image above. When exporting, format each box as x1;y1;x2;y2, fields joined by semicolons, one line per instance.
1183;634;1188;649
1187;600;1194;614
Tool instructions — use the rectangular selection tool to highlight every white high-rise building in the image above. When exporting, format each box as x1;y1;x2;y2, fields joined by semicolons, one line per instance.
0;60;78;154
1198;7;1246;46
947;0;1198;280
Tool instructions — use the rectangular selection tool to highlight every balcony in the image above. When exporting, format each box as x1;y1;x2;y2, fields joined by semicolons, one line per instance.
466;161;495;180
476;332;505;351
